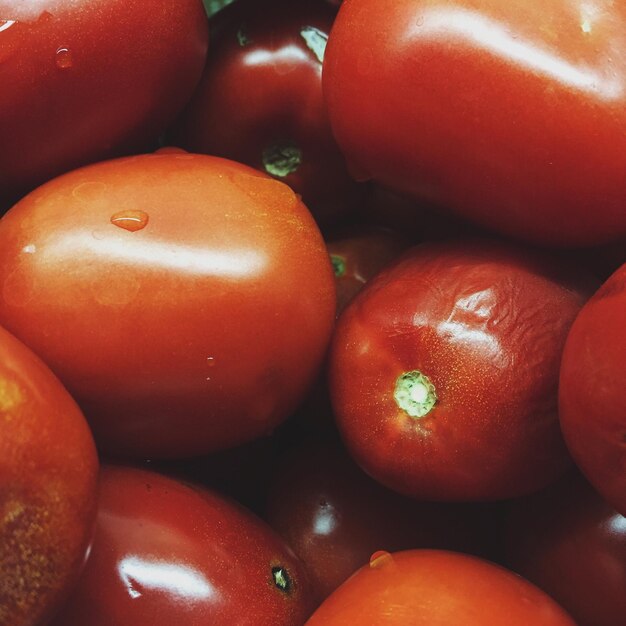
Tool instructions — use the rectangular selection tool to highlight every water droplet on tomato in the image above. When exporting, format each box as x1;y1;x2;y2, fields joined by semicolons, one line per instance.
110;210;149;232
206;357;216;367
369;551;393;569
55;47;73;69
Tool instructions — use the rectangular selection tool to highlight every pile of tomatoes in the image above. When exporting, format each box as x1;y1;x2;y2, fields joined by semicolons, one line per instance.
1;1;624;625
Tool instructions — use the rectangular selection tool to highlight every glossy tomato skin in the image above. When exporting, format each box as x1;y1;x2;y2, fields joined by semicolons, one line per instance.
0;325;98;626
559;264;626;515
50;466;316;626
305;550;575;625
505;473;626;626
171;0;358;226
0;0;208;203
0;153;336;459
326;228;410;315
330;240;593;501
324;0;626;246
265;441;502;600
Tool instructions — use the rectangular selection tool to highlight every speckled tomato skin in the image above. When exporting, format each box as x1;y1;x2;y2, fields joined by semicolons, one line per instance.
50;466;316;626
0;325;98;626
330;240;593;501
559;264;626;516
0;0;208;202
0;153;336;459
305;550;576;626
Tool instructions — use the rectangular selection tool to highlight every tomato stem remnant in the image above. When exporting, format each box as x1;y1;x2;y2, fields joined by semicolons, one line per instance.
271;566;292;593
394;370;437;418
262;143;302;177
330;254;346;277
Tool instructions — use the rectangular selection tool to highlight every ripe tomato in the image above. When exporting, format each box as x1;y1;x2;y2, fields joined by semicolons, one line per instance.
50;466;316;626
505;473;626;626
559;264;626;516
330;240;593;500
0;325;98;626
0;0;208;203
171;0;358;225
0;153;336;459
323;0;626;246
265;441;501;600
305;549;575;625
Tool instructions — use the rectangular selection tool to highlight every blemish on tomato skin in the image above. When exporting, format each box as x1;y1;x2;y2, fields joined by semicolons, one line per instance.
0;379;23;415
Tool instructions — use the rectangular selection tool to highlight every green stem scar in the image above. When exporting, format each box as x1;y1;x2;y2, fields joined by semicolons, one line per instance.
394;370;437;418
330;254;346;277
272;566;292;593
262;142;302;177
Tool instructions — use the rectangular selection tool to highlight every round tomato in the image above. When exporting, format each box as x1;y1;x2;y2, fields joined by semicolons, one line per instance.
505;473;626;626
0;325;98;626
50;465;316;626
305;549;575;625
330;240;593;500
0;0;208;203
559;264;626;516
323;0;626;246
0;152;336;459
171;0;358;226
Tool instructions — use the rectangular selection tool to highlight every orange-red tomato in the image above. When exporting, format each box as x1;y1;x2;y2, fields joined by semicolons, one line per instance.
0;153;336;459
305;549;575;625
50;466;316;626
0;0;208;204
559;264;626;516
330;240;593;500
0;325;98;626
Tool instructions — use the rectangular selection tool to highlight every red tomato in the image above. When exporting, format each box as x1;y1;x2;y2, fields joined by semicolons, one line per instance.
330;240;593;500
326;228;411;314
171;0;359;226
559;264;626;516
305;549;575;625
50;466;316;626
265;441;502;600
505;473;626;626
0;0;208;203
323;0;626;247
0;153;336;459
0;325;98;626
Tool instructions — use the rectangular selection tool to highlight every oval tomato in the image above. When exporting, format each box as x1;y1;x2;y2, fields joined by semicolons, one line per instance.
559;264;626;516
0;325;98;626
323;0;626;246
0;153;336;459
0;0;208;203
172;0;358;226
305;550;575;625
505;473;626;626
50;465;316;626
330;240;592;500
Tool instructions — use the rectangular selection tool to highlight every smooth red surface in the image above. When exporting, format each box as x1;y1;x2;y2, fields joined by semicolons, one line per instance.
265;442;501;600
0;0;208;202
506;474;626;626
326;228;410;314
50;466;316;626
0;153;336;459
305;550;575;625
559;264;626;516
330;240;592;500
0;325;98;626
323;0;626;246
172;0;357;225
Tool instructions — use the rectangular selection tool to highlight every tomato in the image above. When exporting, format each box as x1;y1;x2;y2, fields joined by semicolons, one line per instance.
0;153;336;459
323;0;626;247
171;0;359;226
505;473;626;626
50;465;316;626
265;441;502;600
330;240;593;500
0;0;208;203
559;264;626;516
305;549;575;625
0;325;98;626
327;228;410;314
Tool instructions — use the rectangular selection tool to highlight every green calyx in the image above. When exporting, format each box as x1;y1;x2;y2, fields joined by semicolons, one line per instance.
262;142;302;177
331;254;347;277
394;370;437;418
